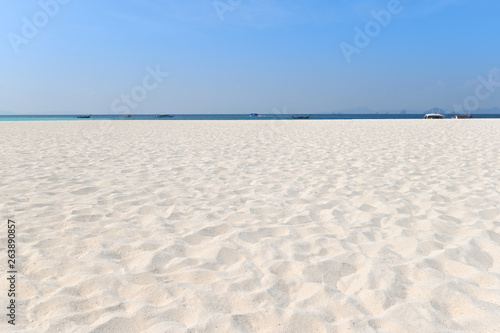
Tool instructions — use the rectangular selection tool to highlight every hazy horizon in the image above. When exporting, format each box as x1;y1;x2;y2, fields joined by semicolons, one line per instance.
1;0;499;115
2;106;500;116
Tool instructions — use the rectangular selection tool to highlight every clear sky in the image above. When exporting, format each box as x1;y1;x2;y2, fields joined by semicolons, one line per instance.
1;0;499;114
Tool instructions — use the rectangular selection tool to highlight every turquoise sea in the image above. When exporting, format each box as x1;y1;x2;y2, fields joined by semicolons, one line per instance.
1;114;499;121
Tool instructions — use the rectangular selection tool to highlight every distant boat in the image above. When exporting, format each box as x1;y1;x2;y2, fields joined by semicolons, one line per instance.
124;114;131;118
452;114;472;119
156;114;173;118
77;114;91;118
250;113;259;117
424;113;444;119
425;107;445;119
292;115;311;119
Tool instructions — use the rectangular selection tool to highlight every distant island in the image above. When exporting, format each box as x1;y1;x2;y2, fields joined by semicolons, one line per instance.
330;107;500;115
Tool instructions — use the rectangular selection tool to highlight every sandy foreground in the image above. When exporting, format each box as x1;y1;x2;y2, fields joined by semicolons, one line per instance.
0;119;499;333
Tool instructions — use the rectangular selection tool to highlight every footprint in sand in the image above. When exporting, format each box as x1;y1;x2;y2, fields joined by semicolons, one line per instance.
70;187;99;195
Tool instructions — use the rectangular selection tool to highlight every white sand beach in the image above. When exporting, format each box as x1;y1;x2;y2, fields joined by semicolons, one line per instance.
1;119;499;333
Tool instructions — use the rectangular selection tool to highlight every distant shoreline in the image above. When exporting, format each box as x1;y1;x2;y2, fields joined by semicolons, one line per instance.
1;114;500;121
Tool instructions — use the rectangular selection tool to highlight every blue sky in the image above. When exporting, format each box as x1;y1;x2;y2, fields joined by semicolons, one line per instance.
1;0;499;114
